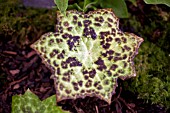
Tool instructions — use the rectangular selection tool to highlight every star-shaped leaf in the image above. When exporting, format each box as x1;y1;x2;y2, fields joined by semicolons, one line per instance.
12;89;69;113
31;9;143;104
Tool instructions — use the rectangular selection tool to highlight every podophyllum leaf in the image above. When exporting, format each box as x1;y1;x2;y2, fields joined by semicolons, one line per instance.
31;9;143;104
54;0;68;14
144;0;170;7
99;0;129;18
12;89;69;113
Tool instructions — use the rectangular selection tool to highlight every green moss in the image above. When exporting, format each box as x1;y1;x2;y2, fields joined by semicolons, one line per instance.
126;42;170;105
122;6;170;108
0;0;56;46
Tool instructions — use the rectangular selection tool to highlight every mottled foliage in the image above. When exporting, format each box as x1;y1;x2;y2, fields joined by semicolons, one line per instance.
12;89;69;113
31;9;143;103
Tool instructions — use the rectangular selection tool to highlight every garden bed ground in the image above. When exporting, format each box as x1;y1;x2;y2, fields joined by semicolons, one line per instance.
0;46;167;112
0;0;169;113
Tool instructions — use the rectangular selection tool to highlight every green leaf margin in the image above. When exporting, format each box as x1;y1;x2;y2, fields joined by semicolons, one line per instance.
12;89;69;113
144;0;170;7
99;0;129;18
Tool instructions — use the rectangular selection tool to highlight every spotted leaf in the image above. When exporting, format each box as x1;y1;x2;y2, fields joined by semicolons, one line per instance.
31;9;143;104
12;89;69;113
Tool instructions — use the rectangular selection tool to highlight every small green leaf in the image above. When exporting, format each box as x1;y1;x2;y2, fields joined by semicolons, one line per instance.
99;0;129;18
12;89;69;113
83;0;99;12
54;0;68;15
144;0;170;7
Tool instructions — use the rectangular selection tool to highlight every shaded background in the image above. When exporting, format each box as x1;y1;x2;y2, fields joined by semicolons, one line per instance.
0;0;170;113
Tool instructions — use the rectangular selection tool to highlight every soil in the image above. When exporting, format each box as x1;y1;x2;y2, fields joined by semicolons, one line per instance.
0;45;167;113
0;0;169;113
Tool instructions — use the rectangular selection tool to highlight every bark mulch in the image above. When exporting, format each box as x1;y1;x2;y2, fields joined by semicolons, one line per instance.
0;34;167;113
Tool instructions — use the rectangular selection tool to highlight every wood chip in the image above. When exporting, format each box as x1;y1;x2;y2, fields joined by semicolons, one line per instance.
9;69;20;75
3;51;17;55
13;84;20;89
